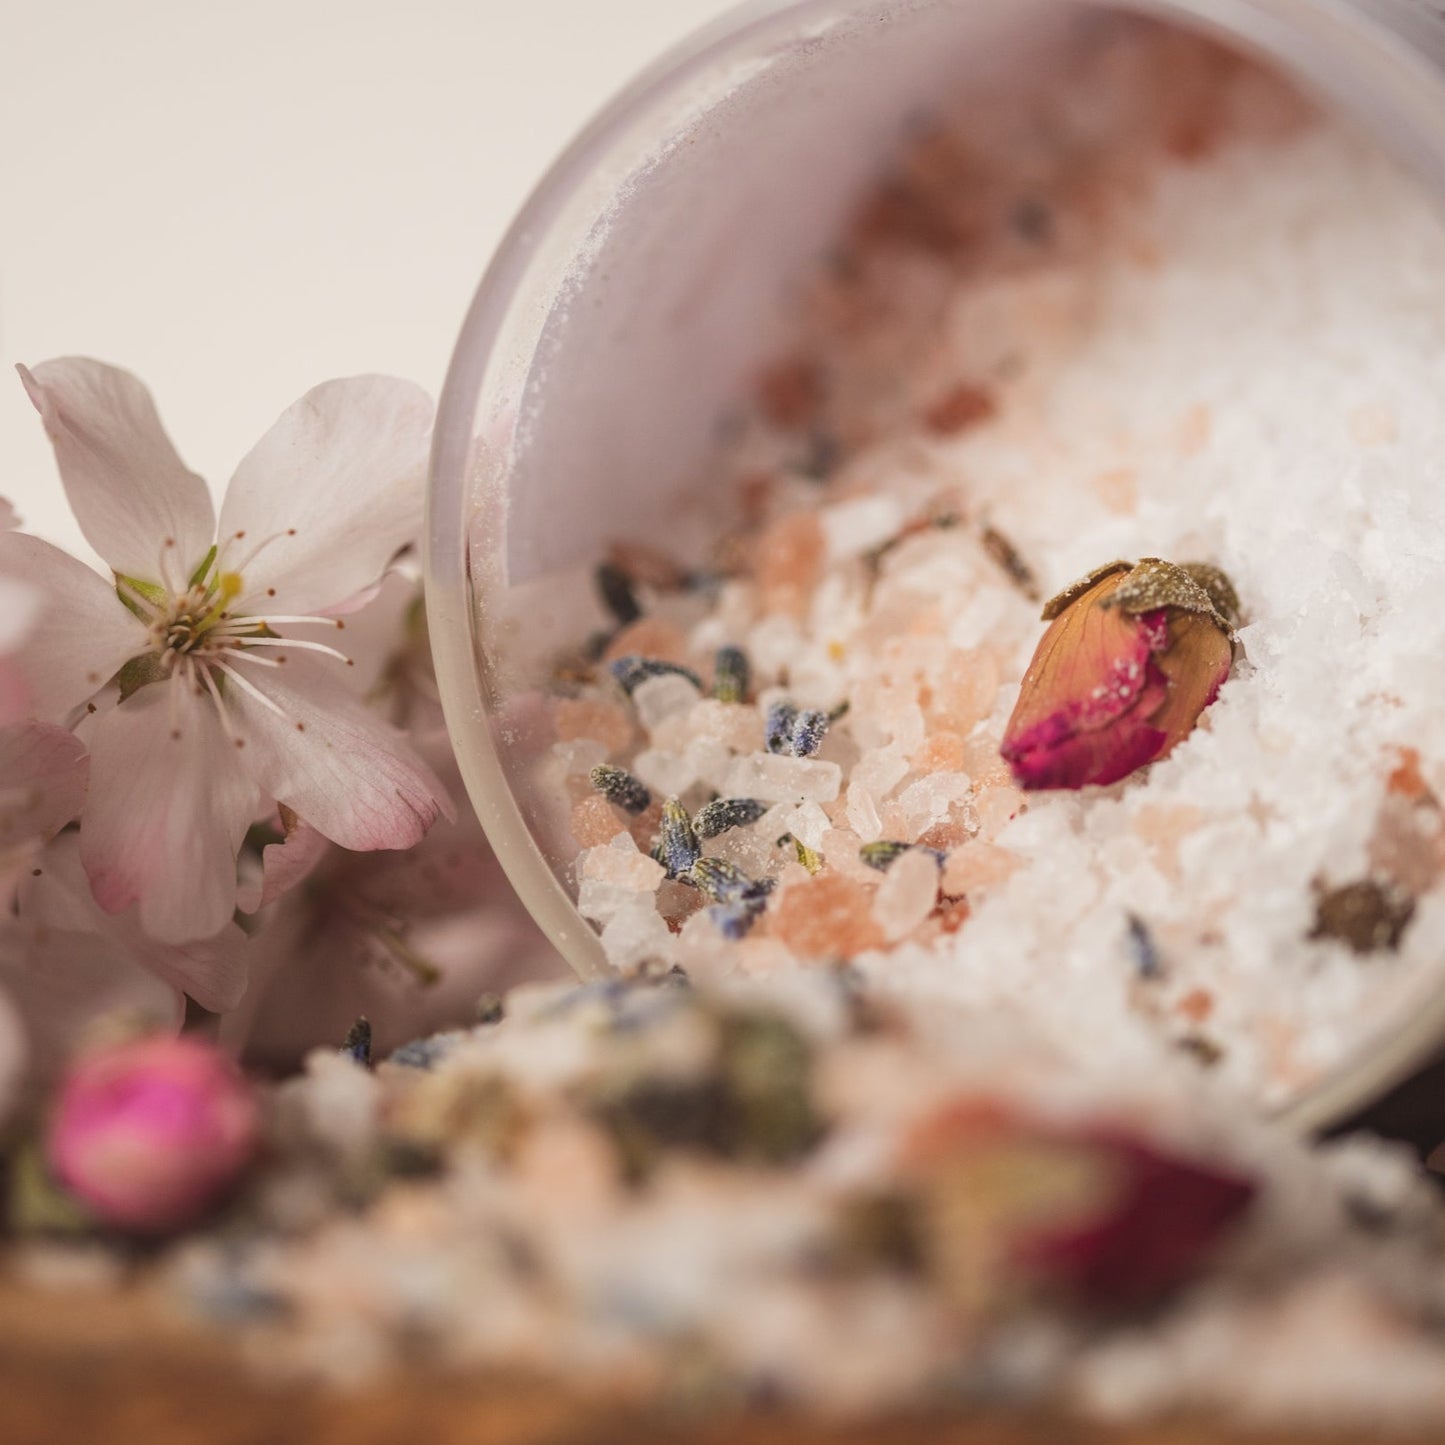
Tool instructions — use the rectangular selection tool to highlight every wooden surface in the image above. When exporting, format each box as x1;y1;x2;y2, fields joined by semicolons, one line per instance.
2;1282;1442;1445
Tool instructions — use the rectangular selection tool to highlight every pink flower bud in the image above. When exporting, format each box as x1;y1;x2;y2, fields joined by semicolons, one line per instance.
46;1035;258;1233
1001;559;1237;791
904;1098;1255;1310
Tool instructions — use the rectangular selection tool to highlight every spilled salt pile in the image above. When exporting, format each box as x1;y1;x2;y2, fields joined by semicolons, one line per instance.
549;23;1445;1110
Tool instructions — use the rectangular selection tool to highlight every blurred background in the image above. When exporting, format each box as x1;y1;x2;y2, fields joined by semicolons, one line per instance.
0;0;729;558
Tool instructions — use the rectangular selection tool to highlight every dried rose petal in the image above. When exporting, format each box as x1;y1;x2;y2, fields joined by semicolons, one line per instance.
903;1098;1255;1310
46;1035;258;1234
1001;559;1235;790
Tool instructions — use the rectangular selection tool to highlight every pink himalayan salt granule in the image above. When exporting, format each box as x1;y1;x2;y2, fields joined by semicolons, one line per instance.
571;795;626;848
603;617;691;667
922;650;1000;736
942;842;1023;899
914;731;968;774
771;872;885;959
555;697;634;756
755;512;824;617
873;847;943;943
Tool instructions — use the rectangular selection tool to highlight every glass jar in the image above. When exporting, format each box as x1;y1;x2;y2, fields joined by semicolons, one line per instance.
425;0;1445;1131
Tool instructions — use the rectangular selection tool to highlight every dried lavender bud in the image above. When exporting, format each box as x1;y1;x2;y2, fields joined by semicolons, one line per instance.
765;701;800;754
713;646;750;704
694;796;767;839
610;655;703;695
589;763;652;815
475;993;505;1026
690;856;757;903
594;560;642;626
1126;913;1161;980
656;797;702;879
341;1017;373;1068
1310;878;1415;955
791;709;830;758
709;900;767;940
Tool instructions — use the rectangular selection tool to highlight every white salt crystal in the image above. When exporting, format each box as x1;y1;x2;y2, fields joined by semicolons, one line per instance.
581;835;665;891
552;737;607;778
631;747;698;797
872;848;940;942
577;876;640;925
846;782;883;842
724;751;842;805
820;494;904;561
600;894;675;971
632;673;702;732
895;772;973;836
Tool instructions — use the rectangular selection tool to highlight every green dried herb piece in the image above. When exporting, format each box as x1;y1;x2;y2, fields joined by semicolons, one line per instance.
1310;877;1415;955
1040;561;1132;620
859;840;914;873
786;835;824;875
713;646;751;704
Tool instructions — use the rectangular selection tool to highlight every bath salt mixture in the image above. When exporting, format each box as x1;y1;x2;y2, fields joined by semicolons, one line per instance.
546;22;1445;1110
19;23;1445;1436
69;971;1445;1428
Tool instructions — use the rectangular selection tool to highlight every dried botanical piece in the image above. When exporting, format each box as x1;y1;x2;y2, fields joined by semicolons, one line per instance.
1002;558;1236;791
1310;878;1415;955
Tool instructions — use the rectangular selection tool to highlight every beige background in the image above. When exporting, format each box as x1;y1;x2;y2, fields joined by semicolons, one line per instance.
0;0;729;557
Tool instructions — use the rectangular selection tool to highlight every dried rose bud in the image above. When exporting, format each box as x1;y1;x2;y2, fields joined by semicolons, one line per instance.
1001;558;1237;790
903;1098;1255;1311
46;1035;258;1234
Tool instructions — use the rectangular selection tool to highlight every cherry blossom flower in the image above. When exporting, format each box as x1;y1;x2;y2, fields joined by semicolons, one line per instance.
221;580;563;1066
0;358;452;946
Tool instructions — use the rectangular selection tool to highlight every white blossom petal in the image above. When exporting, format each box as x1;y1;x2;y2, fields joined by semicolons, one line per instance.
80;681;259;947
228;654;451;852
234;809;331;914
217;376;432;617
0;532;148;719
19;836;241;1015
0;722;87;856
19;359;215;582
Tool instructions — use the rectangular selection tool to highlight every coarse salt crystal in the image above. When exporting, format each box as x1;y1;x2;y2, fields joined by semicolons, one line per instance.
581;836;666;892
872;847;941;942
821;494;905;561
724;752;842;805
632;673;702;732
631;748;699;797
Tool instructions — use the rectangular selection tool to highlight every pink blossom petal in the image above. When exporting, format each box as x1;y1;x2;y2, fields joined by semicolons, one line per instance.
0;532;149;719
217;376;433;617
21;837;246;1014
80;682;259;950
234;809;332;914
228;653;451;852
18;359;215;583
0;721;88;856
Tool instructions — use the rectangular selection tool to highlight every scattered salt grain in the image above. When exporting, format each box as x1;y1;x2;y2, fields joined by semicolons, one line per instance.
724;752;842;805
